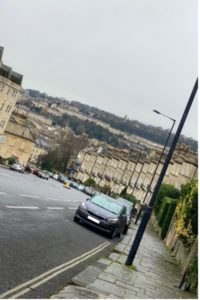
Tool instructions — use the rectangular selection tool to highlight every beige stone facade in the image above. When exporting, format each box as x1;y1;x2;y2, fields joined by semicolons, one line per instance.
0;112;35;165
75;144;197;204
29;146;47;164
0;46;23;135
15;106;52;126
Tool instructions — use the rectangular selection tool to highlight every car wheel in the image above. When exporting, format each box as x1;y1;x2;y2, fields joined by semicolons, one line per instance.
74;215;79;222
117;225;126;238
123;225;129;235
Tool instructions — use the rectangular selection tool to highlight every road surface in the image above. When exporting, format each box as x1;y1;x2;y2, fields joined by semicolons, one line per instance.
0;167;116;298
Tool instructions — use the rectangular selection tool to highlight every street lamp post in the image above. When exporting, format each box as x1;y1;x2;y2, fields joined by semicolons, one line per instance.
125;78;198;266
134;110;176;225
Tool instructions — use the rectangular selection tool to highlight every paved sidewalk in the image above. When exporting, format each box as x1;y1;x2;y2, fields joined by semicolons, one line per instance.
52;224;197;299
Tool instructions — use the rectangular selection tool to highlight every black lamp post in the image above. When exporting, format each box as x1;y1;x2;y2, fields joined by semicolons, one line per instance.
125;78;198;266
134;110;176;225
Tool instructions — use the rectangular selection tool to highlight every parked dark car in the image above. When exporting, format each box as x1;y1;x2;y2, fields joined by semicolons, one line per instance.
74;194;127;239
25;165;34;173
33;168;40;176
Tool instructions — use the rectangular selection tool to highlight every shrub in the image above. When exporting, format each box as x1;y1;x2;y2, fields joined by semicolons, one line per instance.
84;178;96;187
161;200;177;239
120;188;137;203
175;179;198;246
153;184;180;216
158;200;170;227
101;184;111;195
122;193;137;206
7;157;17;165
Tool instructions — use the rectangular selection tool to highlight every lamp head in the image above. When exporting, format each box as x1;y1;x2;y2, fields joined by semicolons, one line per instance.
153;110;160;114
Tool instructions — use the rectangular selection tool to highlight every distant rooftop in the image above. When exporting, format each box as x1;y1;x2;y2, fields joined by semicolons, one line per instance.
36;138;52;149
0;46;23;86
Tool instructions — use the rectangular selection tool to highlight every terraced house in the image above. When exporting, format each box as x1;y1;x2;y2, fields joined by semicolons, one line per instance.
75;144;197;205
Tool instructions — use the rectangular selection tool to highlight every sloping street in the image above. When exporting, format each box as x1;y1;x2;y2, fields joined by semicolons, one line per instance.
0;167;115;298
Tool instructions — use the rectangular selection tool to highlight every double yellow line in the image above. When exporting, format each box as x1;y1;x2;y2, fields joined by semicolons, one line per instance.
0;241;110;299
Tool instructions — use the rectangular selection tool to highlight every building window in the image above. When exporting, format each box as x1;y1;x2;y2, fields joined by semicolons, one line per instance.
0;120;6;128
0;84;4;92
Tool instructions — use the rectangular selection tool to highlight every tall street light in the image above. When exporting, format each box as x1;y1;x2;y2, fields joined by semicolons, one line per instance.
125;78;198;266
134;110;176;225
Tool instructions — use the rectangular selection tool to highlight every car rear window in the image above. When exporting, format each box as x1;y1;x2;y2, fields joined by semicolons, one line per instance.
91;195;122;215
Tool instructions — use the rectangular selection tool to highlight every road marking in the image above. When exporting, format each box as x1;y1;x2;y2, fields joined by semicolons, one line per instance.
68;207;77;210
47;197;59;200
47;207;64;210
6;206;39;209
0;242;110;299
0;192;7;195
10;288;31;299
19;194;39;199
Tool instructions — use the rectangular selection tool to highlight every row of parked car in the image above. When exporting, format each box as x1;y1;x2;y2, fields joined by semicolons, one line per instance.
52;173;96;196
9;162;137;239
10;163;50;180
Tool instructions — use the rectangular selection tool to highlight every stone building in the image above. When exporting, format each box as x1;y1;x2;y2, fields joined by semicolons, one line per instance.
0;46;23;135
75;144;197;205
15;106;53;126
29;138;51;164
0;112;35;165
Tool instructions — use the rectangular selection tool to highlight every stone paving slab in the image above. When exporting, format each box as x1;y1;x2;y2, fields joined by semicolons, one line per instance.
53;224;197;299
72;265;103;287
51;285;107;299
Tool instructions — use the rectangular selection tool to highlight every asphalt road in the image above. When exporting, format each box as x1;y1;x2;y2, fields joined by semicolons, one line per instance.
0;167;116;299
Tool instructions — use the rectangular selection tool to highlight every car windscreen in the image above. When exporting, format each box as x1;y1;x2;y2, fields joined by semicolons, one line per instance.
91;195;122;215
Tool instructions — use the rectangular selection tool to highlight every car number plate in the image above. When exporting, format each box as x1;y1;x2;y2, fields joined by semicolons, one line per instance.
87;216;100;224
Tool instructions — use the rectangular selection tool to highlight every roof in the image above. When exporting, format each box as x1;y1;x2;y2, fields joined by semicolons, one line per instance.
5;117;34;141
36;138;52;149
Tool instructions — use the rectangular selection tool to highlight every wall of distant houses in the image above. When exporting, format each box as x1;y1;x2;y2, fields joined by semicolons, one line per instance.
75;148;197;204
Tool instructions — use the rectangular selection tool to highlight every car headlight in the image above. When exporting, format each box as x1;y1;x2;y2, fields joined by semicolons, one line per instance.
107;218;118;224
80;201;86;209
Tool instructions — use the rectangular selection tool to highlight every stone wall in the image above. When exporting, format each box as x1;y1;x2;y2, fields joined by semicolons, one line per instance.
150;213;194;273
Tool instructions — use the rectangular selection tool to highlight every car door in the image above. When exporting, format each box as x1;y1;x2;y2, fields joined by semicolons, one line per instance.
118;206;127;232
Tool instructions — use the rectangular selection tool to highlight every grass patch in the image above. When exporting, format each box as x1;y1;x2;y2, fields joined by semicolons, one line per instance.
112;259;137;272
124;264;137;271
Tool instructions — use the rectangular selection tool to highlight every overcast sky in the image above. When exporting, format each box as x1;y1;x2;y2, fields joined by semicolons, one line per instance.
0;0;198;140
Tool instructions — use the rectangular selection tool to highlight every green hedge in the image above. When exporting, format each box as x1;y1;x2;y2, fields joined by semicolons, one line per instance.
158;201;170;227
161;200;177;239
153;184;180;215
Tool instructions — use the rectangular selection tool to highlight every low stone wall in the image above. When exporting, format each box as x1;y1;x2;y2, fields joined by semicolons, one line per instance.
150;213;190;272
164;220;190;271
